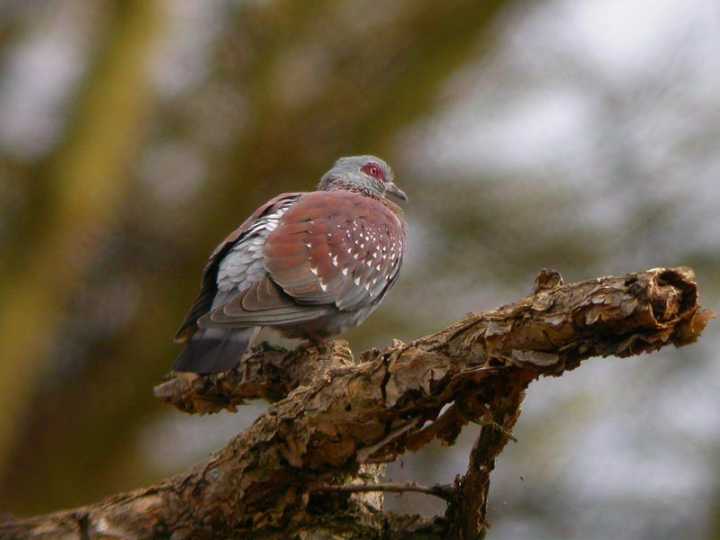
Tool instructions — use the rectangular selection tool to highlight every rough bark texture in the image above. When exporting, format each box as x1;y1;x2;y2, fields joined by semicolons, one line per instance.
1;267;712;540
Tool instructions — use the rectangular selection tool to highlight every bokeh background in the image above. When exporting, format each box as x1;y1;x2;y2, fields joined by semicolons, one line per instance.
0;1;718;538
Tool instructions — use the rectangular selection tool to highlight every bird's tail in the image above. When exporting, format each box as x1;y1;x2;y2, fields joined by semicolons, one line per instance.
174;327;257;374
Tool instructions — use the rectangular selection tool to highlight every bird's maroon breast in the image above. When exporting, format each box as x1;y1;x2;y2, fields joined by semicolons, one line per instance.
264;190;406;312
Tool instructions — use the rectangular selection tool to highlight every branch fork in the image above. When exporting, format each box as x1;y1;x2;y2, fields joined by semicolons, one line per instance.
3;267;712;540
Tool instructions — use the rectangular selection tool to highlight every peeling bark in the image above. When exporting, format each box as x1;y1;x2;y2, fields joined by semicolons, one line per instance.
1;267;712;540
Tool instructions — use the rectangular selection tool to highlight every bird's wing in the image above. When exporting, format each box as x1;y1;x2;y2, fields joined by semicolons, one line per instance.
174;192;302;343
264;190;406;311
199;274;331;327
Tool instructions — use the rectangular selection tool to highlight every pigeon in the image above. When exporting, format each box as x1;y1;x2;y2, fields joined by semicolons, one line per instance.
173;155;408;373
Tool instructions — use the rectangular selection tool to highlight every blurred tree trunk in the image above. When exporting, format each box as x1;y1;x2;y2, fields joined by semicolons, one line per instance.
0;0;160;486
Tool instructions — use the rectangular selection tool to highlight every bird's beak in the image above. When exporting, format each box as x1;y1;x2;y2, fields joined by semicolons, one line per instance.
385;182;408;203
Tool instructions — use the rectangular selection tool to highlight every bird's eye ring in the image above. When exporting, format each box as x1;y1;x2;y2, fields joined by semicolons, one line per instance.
361;162;386;182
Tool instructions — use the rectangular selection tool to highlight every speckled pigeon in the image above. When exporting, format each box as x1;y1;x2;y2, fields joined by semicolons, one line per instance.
174;155;408;373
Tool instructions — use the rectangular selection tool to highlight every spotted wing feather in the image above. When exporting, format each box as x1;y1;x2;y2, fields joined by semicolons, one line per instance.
264;190;406;312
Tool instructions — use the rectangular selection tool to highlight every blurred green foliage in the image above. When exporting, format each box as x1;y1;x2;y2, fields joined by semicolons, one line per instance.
0;1;717;539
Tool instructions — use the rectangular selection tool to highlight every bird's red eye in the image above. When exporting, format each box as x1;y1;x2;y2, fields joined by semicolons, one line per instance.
361;162;385;182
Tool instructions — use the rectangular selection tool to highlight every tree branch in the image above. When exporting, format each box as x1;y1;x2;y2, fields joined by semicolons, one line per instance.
2;267;712;539
312;481;455;501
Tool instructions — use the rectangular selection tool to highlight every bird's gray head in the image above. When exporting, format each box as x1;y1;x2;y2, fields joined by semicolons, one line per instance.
317;155;408;204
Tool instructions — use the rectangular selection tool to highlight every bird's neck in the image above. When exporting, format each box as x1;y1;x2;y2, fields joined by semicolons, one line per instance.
323;185;404;219
326;184;382;201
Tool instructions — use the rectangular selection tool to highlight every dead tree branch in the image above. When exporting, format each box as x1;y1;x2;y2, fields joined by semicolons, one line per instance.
312;481;455;501
2;267;712;540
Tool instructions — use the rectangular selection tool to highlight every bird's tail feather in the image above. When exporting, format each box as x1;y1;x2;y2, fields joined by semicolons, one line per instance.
174;327;257;374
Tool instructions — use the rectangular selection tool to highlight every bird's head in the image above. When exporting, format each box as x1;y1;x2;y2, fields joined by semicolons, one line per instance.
318;155;408;204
